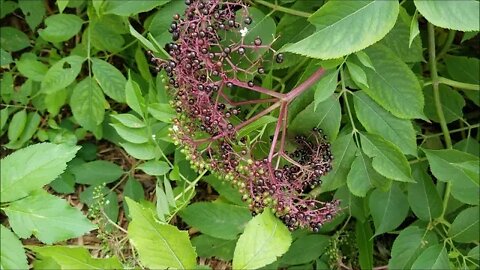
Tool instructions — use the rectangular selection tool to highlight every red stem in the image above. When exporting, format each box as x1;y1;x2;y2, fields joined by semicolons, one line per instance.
227;78;285;99
285;68;325;101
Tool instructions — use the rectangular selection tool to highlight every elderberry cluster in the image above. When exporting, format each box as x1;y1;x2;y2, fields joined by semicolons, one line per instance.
150;0;339;231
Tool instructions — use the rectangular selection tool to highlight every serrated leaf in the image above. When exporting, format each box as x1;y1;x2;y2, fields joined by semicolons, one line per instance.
38;14;83;43
347;151;389;197
360;133;412;182
204;175;245;206
362;45;424;119
388;226;438;270
354;91;417;156
4;190;96;244
233;209;292;270
283;0;398;59
137;160;171;176
0;225;28;270
126;198;197;269
29;246;123;269
411;244;450;270
0;143;79;202
148;103;175;123
192;235;236;261
320;133;357;192
448;206;479;243
409;11;420;48
70;160;124;185
369;183;409;235
70;77;106;132
407;164;442;221
179;202;252;240
414;0;479;31
41;55;85;93
423;148;479;205
91;58;127;103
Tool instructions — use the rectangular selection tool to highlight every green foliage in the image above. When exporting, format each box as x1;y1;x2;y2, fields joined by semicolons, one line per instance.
1;0;479;269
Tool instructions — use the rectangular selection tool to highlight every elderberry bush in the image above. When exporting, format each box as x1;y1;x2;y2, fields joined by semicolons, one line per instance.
149;0;339;231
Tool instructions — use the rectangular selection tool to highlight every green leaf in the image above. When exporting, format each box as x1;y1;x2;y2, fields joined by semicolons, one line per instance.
0;143;79;202
129;24;158;53
104;0;170;16
5;111;42;150
7;109;27;142
282;0;399;59
19;0;45;30
4;190;95;244
369;183;409;235
423;148;479;205
148;103;176;123
126;198;197;269
45;88;67;117
0;48;12;66
1;1;18;19
89;15;126;52
347;151;389;197
414;0;479;31
314;69;339;108
111;123;149;144
354;91;417;156
137;160;171;176
448;206;479;243
468;246;479;260
237;115;277;139
70;77;106;132
454;138;480;157
125;75;146;116
0;26;30;52
204;175;245;206
444;55;479;106
50;172;75;194
191;235;237;261
290;94;341;141
29;246;123;269
41;55;85;93
346;61;368;88
360;133;413;182
91;58;127;103
356;221;374;270
70;160;124;185
335;186;368;222
57;0;69;13
120;142;158;160
232;209;292;270
280;234;329;266
0;225;28;270
379;7;423;63
409;11;420;48
38;14;83;43
79;185;119;228
180;202;252;240
411;244;450;270
355;51;375;70
320;133;357;192
111;114;145;128
149;0;186;47
423;85;465;124
388;226;438;270
407;164;442;221
362;45;424;119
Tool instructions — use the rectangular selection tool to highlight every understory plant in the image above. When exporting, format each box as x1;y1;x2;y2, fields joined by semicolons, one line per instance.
0;0;479;269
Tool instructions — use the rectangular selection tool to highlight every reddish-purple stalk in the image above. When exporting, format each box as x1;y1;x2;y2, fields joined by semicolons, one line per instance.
151;0;339;231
